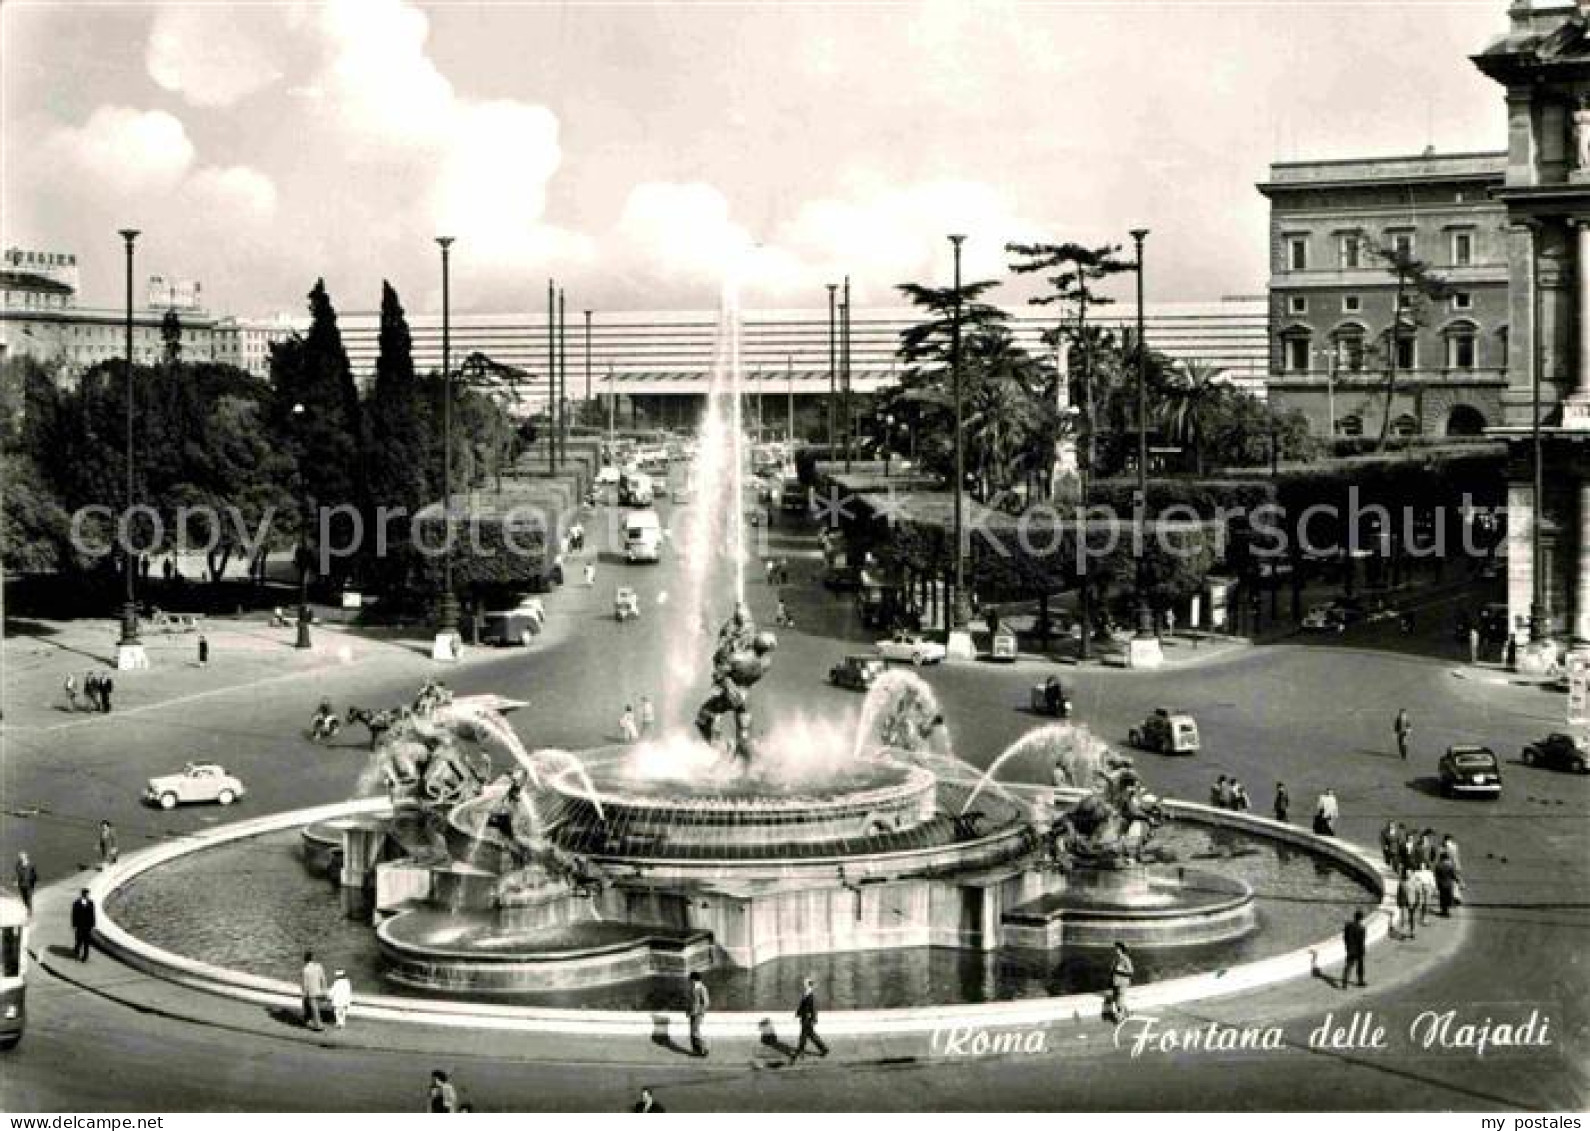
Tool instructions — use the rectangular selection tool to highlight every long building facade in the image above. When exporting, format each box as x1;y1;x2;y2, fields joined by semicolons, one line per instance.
1258;151;1512;439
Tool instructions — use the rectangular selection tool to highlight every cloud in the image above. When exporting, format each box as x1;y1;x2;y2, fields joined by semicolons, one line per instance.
41;106;195;193
617;182;758;284
180;166;279;222
312;0;455;147
145;6;284;108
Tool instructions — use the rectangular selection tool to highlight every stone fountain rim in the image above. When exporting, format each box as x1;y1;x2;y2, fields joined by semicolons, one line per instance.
83;792;1404;1037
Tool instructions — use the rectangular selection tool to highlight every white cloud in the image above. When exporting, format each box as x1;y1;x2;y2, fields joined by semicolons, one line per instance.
42;106;195;193
180;166;279;221
313;0;455;146
618;182;759;284
146;6;284;108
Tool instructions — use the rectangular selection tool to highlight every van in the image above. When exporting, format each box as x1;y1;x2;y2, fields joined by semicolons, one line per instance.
619;471;654;507
625;510;663;563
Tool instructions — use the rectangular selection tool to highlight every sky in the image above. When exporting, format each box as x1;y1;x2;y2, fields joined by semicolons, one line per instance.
1;1;1511;319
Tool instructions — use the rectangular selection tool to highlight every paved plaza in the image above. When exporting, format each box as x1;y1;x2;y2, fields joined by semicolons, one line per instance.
2;498;1585;1112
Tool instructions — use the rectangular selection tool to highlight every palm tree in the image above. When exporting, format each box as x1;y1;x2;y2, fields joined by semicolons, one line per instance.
1157;360;1227;476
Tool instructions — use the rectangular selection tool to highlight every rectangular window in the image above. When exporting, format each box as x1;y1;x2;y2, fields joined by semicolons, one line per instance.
1284;338;1311;372
1341;337;1366;371
1395;336;1417;370
1449;335;1476;369
1343;295;1361;313
1452;231;1474;267
1452;292;1473;310
1339;234;1362;269
1391;232;1415;258
1287;295;1308;315
1287;237;1308;271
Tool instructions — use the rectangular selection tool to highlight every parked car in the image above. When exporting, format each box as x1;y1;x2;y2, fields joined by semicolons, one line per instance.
829;654;886;691
1521;732;1590;774
1128;709;1200;755
1438;744;1502;798
1301;598;1365;634
480;607;541;646
614;587;642;622
875;631;947;666
144;763;246;809
990;627;1018;662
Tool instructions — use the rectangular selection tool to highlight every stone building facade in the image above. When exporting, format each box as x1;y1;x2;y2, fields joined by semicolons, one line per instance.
1258;153;1511;439
1473;1;1590;648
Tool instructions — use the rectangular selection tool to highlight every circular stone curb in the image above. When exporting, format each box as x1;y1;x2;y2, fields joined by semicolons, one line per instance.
86;794;1396;1038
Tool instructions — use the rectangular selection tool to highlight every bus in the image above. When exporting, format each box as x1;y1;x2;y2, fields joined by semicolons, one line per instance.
0;891;27;1048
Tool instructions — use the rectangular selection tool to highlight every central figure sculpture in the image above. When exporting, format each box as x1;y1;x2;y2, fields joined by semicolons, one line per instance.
693;601;777;766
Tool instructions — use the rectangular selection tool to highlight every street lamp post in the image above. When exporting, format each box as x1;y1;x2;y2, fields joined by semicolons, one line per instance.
1127;227;1163;668
833;284;845;454
842;276;852;472
291;402;313;649
946;234;975;660
432;236;460;661
116;228;147;669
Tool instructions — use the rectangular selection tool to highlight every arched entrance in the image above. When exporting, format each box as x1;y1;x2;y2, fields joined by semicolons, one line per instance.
1445;404;1487;436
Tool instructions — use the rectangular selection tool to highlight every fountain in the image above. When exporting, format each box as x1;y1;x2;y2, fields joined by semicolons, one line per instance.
282;288;1258;994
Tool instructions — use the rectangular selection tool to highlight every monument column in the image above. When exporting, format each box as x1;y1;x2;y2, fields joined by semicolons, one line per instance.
1569;218;1590;428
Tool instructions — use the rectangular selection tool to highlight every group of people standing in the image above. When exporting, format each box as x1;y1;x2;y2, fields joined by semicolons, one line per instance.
1208;775;1252;812
1383;823;1464;935
619;696;656;743
63;671;115;713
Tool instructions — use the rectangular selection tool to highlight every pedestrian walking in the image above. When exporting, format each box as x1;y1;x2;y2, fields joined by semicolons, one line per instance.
301;949;327;1031
778;559;790;586
100;673;114;713
686;970;709;1057
1468;625;1480;665
632;1087;666;1112
97;820;119;867
1414;861;1437;926
14;852;37;912
83;672;101;712
1393;708;1411;761
1210;775;1227;809
639;696;656;737
764;559;777;586
63;673;79;712
1380;820;1402;867
197;634;209;667
1419;828;1437;867
1440;834;1463;878
775;599;792;628
1506;635;1519;670
584;562;597;587
1434;851;1460;916
1273;782;1290;823
427;1070;458;1113
70;888;95;961
1230;780;1251;812
1399;831;1419;873
1107;941;1134;1021
1165;608;1177;637
1313;788;1339;836
1341;909;1367;988
619;705;639;743
329;969;353;1028
791;976;829;1061
1396;869;1419;939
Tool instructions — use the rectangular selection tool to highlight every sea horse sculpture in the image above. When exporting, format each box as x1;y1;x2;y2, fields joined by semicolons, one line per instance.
1047;734;1167;867
693;602;777;765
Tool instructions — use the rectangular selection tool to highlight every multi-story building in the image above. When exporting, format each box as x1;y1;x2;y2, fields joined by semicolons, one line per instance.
1258;152;1512;438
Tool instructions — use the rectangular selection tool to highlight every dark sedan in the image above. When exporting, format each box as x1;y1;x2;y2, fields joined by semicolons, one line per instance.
1438;745;1502;798
1522;732;1590;774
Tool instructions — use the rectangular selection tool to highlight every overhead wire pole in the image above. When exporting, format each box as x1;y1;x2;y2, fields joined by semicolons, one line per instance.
546;278;557;474
842;275;852;472
558;287;567;469
827;284;838;453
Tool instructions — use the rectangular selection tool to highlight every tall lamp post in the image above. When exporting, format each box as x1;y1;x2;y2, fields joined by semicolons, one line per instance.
116;228;147;669
1127;228;1163;667
946;234;975;660
433;236;460;660
833;284;845;454
291;402;313;649
841;277;853;472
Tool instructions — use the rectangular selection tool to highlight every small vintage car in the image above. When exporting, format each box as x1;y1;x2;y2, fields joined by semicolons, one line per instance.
1301;598;1365;634
480;604;543;647
830;654;886;691
1128;709;1201;755
145;762;246;810
1439;744;1502;798
614;587;642;622
875;631;947;666
989;627;1019;662
1521;732;1590;774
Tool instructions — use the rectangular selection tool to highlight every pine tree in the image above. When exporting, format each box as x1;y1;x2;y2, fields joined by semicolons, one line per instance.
362;282;430;591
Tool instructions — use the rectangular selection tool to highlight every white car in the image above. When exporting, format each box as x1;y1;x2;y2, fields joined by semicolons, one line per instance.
875;632;948;666
144;762;246;810
594;466;622;487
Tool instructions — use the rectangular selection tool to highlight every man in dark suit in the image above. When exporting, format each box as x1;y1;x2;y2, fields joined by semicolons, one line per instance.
791;976;829;1061
1341;909;1367;988
71;888;96;961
